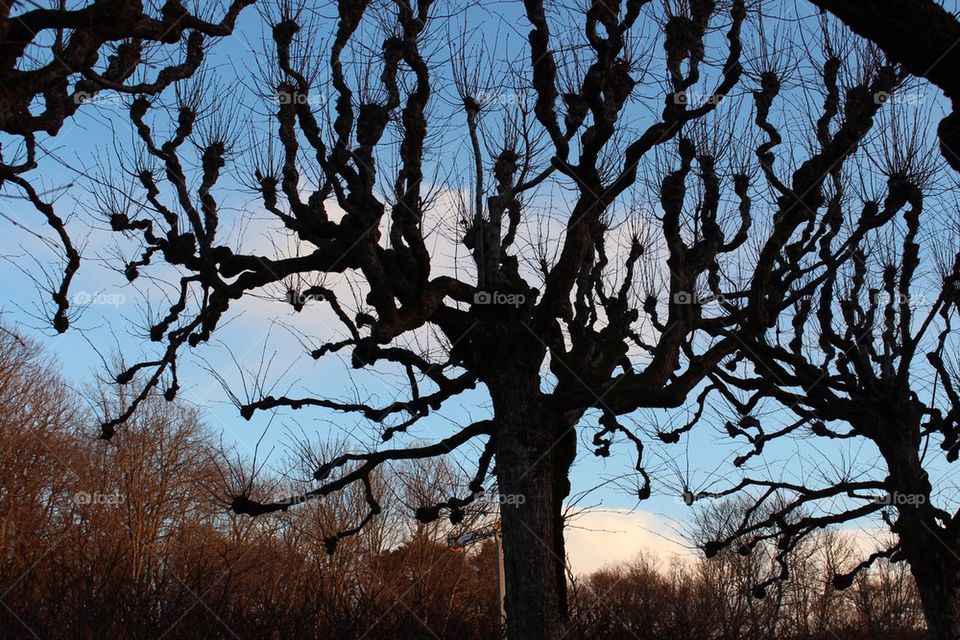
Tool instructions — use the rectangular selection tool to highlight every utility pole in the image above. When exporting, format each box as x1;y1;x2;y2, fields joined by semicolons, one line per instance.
447;521;505;628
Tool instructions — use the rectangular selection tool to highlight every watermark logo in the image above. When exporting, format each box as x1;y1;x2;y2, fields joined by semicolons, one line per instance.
74;491;125;506
474;91;526;107
273;91;329;108
266;493;312;507
677;489;712;506
673;291;725;305
873;91;925;106
470;489;526;507
73;91;125;107
72;291;126;308
473;290;525;308
281;290;325;306
869;291;927;308
871;492;926;506
672;91;725;107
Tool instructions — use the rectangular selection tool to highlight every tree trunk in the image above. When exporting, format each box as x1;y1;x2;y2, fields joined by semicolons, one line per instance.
914;568;960;640
880;428;960;640
491;373;576;640
899;519;960;640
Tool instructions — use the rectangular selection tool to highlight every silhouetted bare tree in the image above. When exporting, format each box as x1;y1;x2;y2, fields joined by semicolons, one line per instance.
807;0;960;171
77;1;936;637
0;0;253;332
692;106;960;638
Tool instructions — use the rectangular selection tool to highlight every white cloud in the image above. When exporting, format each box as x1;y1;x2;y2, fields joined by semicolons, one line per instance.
561;508;894;578
564;508;692;575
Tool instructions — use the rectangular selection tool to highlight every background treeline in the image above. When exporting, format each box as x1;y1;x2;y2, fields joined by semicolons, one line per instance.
0;328;924;639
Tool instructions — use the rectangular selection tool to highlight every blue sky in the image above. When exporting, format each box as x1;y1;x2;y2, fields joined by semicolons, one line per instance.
3;0;960;567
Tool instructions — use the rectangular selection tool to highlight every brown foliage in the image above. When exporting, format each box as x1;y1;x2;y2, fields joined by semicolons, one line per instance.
0;329;929;639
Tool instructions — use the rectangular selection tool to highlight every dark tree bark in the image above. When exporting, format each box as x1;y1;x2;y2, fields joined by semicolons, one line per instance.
492;374;575;639
881;421;960;640
899;504;960;640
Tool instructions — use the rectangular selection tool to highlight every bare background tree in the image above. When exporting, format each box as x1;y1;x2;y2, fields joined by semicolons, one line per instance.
0;326;505;638
686;101;960;638
573;500;925;640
